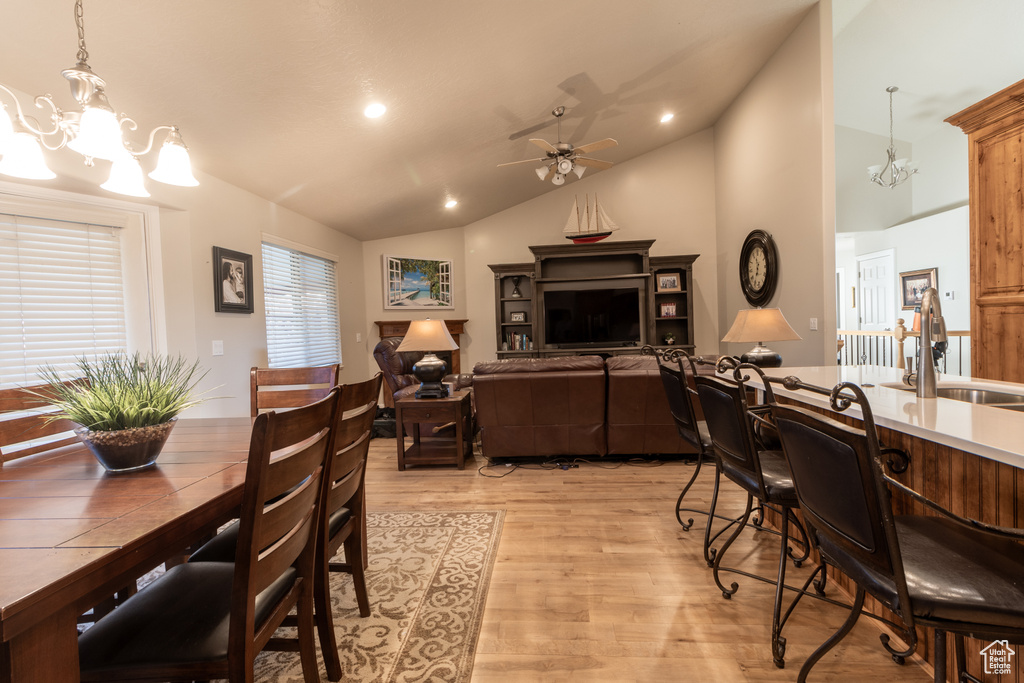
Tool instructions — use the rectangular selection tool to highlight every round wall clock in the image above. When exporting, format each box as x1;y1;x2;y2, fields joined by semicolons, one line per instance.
739;229;778;307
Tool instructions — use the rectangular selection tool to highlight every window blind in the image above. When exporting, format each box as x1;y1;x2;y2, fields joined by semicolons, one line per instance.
261;241;341;368
0;213;127;388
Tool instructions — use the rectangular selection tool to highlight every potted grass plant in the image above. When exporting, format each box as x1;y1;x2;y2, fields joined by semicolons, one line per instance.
33;352;209;473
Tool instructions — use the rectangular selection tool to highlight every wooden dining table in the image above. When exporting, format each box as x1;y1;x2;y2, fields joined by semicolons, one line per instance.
0;417;254;683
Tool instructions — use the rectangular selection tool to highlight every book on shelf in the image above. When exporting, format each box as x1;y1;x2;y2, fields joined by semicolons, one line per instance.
504;331;532;351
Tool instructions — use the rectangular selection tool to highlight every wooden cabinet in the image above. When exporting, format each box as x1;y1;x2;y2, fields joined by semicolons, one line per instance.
489;241;699;357
946;78;1024;382
488;263;537;358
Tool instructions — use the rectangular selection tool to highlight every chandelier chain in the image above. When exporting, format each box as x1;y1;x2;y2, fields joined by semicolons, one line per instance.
74;0;89;64
889;89;895;147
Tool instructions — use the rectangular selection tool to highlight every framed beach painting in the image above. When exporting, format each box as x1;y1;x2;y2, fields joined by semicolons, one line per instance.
383;255;454;309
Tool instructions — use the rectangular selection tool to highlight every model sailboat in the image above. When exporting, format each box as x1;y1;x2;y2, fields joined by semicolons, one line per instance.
563;194;619;244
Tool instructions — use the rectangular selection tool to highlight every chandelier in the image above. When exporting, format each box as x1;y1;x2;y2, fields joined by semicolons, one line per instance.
0;0;198;197
867;86;919;189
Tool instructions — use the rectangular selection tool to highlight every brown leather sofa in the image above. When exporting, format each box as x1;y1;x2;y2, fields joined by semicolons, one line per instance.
472;354;707;459
472;356;607;458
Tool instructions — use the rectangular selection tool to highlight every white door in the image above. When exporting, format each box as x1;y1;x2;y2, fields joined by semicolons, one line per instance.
856;249;896;332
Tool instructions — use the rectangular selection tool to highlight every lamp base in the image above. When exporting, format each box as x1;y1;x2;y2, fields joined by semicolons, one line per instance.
740;344;783;368
412;352;450;399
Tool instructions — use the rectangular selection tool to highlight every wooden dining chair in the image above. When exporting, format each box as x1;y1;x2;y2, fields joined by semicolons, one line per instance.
77;387;341;683
250;364;340;418
0;380;81;465
189;374;383;682
315;372;382;680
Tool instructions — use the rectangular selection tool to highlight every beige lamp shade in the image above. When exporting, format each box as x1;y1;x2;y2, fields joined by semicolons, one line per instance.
396;319;458;398
396;319;459;352
721;308;801;368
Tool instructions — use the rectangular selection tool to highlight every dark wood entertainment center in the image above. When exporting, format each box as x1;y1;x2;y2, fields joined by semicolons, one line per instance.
489;240;698;358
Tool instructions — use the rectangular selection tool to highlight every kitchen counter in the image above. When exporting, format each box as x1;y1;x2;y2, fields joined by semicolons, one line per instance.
737;365;1024;469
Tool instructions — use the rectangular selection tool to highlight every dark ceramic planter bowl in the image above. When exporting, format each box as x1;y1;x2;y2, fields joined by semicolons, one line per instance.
75;418;177;473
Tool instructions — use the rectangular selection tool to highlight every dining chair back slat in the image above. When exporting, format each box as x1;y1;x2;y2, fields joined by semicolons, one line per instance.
250;364;340;418
0;381;82;465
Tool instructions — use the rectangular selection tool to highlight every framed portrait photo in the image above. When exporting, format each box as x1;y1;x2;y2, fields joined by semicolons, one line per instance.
656;272;682;293
899;268;937;310
213;246;254;314
510;311;527;323
660;302;677;318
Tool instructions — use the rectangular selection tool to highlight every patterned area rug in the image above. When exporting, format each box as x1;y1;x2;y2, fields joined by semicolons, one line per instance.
252;509;504;682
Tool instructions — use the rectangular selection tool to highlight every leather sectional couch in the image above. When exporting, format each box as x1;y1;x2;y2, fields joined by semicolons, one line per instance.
472;354;709;459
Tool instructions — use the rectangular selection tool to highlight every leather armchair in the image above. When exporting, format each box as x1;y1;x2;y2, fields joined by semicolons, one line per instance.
372;337;472;408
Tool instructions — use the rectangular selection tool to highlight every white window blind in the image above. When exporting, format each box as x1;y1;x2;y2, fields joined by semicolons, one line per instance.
0;213;127;388
261;241;341;368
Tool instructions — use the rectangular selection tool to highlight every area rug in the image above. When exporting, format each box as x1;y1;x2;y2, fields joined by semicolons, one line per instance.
251;509;504;683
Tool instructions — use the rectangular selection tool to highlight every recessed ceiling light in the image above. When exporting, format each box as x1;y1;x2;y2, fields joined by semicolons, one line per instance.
444;199;458;209
660;113;674;123
364;103;387;118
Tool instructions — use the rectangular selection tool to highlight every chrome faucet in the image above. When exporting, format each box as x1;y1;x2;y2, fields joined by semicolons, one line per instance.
913;287;948;398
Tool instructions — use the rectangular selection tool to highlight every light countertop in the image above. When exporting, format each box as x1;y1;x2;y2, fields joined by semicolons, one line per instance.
735;365;1024;469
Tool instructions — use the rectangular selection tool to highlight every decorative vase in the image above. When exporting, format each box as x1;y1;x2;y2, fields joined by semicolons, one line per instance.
75;418;177;473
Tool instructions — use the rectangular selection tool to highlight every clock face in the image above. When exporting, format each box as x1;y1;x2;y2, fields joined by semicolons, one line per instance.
739;230;778;307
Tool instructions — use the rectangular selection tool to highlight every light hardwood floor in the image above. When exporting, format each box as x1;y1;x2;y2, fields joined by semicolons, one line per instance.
365;438;932;683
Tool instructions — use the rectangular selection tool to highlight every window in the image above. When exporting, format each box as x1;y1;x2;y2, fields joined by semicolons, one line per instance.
0;213;129;388
261;239;341;368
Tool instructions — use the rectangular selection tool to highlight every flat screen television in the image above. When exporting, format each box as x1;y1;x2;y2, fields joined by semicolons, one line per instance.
543;286;642;348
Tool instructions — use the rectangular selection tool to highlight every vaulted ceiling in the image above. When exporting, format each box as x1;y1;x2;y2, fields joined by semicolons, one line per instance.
0;0;817;240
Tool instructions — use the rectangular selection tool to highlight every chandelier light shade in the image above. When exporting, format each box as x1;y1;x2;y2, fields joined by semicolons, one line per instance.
0;0;198;195
721;307;802;368
868;86;920;189
396;319;459;399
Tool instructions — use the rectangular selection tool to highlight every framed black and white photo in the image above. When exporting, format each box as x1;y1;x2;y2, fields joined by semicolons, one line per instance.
510;311;527;323
213;246;254;314
656;272;682;293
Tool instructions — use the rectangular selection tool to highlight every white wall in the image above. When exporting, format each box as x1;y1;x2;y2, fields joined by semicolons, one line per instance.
0;86;368;418
835;125;912;232
360;226;469;360
458;128;720;369
836;205;970;331
714;4;832;367
911;125;968;218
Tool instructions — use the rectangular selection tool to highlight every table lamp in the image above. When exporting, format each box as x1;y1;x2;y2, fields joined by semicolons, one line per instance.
396;318;459;398
721;307;802;368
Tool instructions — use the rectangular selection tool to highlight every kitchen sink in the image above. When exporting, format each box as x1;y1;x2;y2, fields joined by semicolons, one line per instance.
880;382;1024;410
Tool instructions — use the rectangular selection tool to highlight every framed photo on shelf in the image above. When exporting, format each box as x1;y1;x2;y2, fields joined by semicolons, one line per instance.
213;246;254;314
659;302;677;318
899;268;937;310
510;311;527;323
656;272;682;293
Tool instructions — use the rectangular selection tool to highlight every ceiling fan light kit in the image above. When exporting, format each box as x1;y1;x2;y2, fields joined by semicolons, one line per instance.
0;0;198;195
499;106;617;185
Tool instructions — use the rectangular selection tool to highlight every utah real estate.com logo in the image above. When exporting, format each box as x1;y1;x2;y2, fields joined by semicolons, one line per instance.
981;640;1015;675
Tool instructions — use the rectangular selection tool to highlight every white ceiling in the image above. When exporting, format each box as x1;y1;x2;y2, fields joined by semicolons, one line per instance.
834;0;1024;143
0;0;816;240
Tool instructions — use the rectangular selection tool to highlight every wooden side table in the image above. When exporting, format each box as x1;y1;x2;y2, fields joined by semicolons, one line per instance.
394;389;472;470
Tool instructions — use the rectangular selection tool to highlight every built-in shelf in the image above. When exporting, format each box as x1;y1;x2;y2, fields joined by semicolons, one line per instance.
535;273;651;284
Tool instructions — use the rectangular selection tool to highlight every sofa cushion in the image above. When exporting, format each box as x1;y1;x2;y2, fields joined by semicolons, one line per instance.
473;355;605;375
606;355;693;455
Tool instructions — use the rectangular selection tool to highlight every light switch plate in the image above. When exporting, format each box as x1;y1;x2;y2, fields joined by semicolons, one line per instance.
809;317;818;331
356;332;362;343
212;340;224;356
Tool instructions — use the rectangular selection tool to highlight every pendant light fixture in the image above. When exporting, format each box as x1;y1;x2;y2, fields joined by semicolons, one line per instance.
0;0;198;194
867;86;919;189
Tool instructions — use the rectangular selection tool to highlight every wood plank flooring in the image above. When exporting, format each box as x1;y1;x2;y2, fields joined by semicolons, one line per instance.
365;438;933;682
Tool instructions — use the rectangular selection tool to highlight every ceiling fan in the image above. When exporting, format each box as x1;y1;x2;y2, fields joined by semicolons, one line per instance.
498;106;617;185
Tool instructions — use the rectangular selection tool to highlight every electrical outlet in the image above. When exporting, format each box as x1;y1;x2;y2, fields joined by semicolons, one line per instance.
809;317;818;331
212;340;224;356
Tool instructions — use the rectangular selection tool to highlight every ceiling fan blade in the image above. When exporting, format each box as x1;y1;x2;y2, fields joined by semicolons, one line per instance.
497;157;548;167
528;138;558;154
573;138;618;155
575;157;614;170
